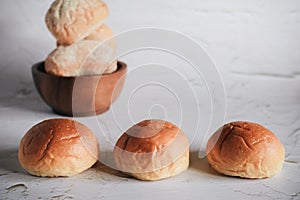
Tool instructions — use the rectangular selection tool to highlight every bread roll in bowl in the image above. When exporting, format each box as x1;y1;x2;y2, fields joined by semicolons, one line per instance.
45;40;117;76
46;0;109;45
206;121;285;178
114;119;189;181
18;119;99;177
85;24;116;49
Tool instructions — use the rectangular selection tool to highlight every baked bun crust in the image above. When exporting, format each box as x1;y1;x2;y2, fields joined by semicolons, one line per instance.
46;0;109;45
114;119;189;181
85;24;116;49
45;40;117;76
206;121;285;178
18;118;99;177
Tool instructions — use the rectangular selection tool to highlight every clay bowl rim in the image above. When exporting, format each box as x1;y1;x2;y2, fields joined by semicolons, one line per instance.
32;61;127;79
31;61;127;116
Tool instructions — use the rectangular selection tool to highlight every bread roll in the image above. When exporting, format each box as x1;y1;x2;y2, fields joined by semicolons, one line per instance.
85;24;116;49
46;0;109;45
206;121;285;178
45;40;117;76
18;118;99;177
114;119;189;181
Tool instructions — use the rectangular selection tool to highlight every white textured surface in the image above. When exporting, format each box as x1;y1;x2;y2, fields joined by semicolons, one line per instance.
0;0;300;199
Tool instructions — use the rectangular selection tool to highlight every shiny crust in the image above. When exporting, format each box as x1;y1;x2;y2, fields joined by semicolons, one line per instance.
114;119;189;181
18;119;99;177
206;121;285;178
46;0;109;45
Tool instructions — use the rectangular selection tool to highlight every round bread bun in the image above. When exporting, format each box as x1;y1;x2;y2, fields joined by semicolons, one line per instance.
206;121;285;178
45;40;117;76
84;24;116;49
113;119;189;181
18;118;99;177
46;0;109;45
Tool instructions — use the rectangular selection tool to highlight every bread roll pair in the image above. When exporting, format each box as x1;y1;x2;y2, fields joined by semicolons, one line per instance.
114;120;284;180
19;119;190;180
45;0;117;77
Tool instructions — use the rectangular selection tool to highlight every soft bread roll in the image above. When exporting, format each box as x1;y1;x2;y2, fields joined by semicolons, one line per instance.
18;118;99;177
45;40;117;76
46;0;109;45
206;121;285;178
84;24;117;73
85;24;116;49
114;119;189;181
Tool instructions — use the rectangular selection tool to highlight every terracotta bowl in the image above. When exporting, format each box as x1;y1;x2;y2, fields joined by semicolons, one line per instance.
32;61;127;116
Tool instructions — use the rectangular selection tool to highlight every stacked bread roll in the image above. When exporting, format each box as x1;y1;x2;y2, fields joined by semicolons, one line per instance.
44;0;117;76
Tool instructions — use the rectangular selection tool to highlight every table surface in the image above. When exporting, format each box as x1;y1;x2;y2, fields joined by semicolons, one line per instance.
1;51;299;200
1;0;300;199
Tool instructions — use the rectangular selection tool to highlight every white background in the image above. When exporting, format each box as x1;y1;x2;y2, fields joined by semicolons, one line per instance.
0;0;299;199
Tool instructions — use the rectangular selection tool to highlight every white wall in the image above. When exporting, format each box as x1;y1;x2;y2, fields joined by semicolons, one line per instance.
1;1;299;74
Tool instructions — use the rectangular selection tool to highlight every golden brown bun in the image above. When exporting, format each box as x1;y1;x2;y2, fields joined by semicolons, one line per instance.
84;24;116;49
206;121;285;178
45;40;117;76
46;0;109;45
18;118;99;177
114;119;189;181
